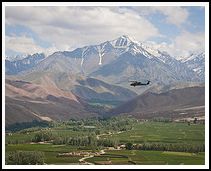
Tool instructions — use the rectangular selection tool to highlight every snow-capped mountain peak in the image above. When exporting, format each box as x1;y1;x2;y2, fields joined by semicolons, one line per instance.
110;35;140;48
177;52;205;79
140;43;161;57
6;54;29;61
6;35;205;84
181;52;205;63
106;35;154;58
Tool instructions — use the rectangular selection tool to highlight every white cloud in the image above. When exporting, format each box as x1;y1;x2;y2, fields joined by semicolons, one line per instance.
5;6;159;52
146;31;205;58
119;6;190;28
151;6;189;27
5;36;58;56
5;6;204;58
172;31;205;57
125;6;189;27
6;36;43;55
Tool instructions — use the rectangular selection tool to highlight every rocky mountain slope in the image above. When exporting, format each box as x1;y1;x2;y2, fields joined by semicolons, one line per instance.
109;86;205;120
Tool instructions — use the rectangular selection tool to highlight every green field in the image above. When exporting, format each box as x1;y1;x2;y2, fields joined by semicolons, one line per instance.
5;119;205;165
86;150;205;165
6;144;205;165
101;121;205;145
6;144;82;164
6;127;88;144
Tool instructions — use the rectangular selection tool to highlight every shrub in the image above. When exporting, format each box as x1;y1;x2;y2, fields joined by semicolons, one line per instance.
6;151;45;165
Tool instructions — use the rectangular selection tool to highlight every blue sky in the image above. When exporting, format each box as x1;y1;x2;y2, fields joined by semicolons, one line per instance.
185;6;205;33
5;4;206;58
147;6;205;35
6;24;52;48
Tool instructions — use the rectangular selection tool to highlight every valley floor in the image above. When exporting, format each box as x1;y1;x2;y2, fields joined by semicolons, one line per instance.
5;118;205;165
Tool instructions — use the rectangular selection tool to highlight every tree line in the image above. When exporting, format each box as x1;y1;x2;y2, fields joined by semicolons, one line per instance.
6;120;50;132
126;143;205;153
52;134;119;148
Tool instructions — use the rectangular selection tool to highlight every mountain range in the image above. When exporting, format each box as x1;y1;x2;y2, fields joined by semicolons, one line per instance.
6;35;204;81
6;53;45;75
5;35;205;126
109;86;205;120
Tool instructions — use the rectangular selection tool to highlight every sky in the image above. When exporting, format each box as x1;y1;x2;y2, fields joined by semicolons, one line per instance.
4;3;206;58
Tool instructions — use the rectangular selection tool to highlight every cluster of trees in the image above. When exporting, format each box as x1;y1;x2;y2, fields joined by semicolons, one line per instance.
53;135;97;146
97;138;119;148
7;129;119;149
152;117;173;123
131;143;205;153
32;131;53;142
87;116;135;133
5;151;44;165
125;142;133;150
52;134;119;148
70;116;136;132
6;129;53;145
6;120;50;132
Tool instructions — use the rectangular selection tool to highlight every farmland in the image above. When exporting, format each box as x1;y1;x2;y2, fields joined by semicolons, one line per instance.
86;150;205;165
100;121;205;145
5;116;205;165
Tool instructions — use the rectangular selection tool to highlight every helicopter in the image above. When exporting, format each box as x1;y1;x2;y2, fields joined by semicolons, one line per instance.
129;80;150;87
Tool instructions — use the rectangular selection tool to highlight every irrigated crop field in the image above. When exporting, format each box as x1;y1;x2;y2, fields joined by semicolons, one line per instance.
100;121;205;145
5;118;205;165
86;150;205;165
